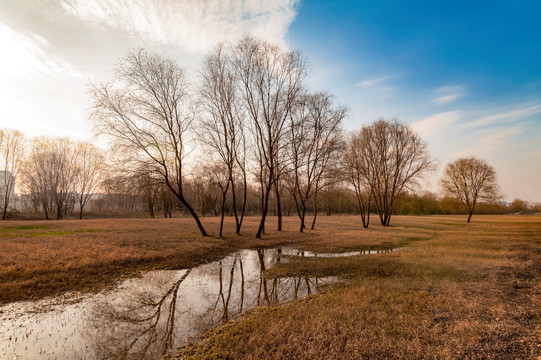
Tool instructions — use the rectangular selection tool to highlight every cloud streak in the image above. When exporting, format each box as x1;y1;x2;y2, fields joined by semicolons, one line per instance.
411;111;459;137
0;23;82;80
431;85;464;105
60;0;299;54
465;103;541;129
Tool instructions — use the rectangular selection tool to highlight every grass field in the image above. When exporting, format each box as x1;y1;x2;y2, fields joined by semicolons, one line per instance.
180;215;540;359
1;215;540;358
0;215;421;304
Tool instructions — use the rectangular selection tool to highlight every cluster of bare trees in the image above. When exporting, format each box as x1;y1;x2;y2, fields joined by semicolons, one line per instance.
87;38;506;232
2;39;506;227
14;137;105;220
90;38;347;237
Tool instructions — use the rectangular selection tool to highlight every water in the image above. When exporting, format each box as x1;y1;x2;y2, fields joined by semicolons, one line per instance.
0;247;400;359
280;247;401;258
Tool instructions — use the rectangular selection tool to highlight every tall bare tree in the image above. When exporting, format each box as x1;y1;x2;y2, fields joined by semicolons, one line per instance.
355;118;435;226
90;48;208;236
0;129;25;219
440;156;499;223
343;130;371;228
287;92;345;232
199;43;248;235
76;142;105;219
232;37;307;238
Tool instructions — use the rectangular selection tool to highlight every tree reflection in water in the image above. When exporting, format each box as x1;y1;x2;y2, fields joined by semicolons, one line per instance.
87;249;333;360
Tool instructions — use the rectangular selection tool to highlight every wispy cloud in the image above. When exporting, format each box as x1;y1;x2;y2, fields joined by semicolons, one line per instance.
411;111;459;137
0;23;82;80
465;103;541;129
60;0;299;54
431;85;464;105
452;126;524;158
355;75;395;98
356;76;390;87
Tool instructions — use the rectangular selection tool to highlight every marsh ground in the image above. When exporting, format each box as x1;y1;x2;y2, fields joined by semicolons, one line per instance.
1;215;539;359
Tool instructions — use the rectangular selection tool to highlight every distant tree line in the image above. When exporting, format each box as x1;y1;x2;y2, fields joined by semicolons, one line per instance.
2;38;536;231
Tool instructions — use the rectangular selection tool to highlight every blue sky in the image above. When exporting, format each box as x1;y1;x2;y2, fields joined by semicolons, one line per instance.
288;1;541;201
0;0;539;201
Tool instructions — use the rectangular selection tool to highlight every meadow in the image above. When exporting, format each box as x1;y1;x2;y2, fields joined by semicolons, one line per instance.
0;215;539;358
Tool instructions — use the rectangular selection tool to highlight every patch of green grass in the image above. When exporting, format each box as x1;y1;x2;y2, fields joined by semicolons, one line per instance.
0;229;104;238
0;224;49;231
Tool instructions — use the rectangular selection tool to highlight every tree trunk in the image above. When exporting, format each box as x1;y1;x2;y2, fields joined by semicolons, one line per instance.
274;182;282;231
2;204;8;220
219;191;226;238
300;206;306;233
165;179;208;236
256;178;273;238
219;183;230;238
310;192;319;230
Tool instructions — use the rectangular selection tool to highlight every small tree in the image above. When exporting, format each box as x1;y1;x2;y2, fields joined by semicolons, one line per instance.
0;129;26;219
354;118;435;226
76;142;105;219
440;156;499;223
343;131;371;228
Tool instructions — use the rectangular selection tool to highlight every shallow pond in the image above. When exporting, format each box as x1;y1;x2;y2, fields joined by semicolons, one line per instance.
0;247;399;359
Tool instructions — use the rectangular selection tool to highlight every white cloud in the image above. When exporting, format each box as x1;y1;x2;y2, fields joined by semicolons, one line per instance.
452;126;524;158
356;76;389;87
355;75;395;99
60;0;299;54
0;23;82;80
411;111;459;137
465;103;541;129
431;85;464;105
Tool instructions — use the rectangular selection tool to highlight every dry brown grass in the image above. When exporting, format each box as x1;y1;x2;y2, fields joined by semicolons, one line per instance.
180;215;541;359
2;215;539;358
0;215;421;304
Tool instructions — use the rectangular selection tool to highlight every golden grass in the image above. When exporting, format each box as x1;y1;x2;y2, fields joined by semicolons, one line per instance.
0;215;421;304
180;215;541;359
1;215;539;358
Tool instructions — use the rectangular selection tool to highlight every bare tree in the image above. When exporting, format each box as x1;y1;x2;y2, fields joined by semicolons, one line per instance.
53;138;80;219
0;129;25;219
287;92;345;232
76;142;105;219
440;156;499;223
199;43;248;235
355;118;435;226
232;37;307;238
90;48;208;236
343;130;371;228
20;137;80;220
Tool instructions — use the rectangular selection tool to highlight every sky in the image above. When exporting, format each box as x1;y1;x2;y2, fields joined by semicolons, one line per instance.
0;0;540;201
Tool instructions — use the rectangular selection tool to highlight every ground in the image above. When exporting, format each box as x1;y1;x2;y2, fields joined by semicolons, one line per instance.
0;215;540;359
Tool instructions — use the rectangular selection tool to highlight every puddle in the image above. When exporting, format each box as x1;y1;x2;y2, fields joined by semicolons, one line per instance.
0;246;402;359
281;246;403;257
0;248;337;360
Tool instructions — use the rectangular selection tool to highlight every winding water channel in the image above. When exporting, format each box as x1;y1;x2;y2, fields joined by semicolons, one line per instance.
0;247;398;359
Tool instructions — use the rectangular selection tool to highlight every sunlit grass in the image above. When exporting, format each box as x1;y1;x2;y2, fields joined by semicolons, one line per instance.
180;215;541;359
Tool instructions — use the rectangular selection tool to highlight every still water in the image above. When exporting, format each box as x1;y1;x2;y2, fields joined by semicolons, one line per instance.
0;247;398;359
